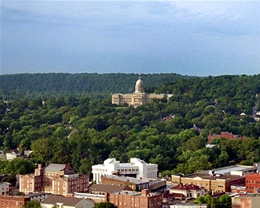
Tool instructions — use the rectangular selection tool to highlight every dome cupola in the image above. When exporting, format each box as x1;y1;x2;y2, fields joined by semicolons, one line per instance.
135;76;144;93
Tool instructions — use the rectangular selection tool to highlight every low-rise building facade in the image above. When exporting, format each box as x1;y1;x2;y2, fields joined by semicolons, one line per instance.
246;172;260;193
108;189;162;208
92;158;158;184
208;132;244;143
172;173;245;194
169;184;206;198
0;195;30;208
101;175;166;191
0;182;12;196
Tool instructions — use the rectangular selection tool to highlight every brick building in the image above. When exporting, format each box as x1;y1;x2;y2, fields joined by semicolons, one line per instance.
108;189;162;208
208;132;244;143
0;195;30;208
19;163;89;196
246;172;260;193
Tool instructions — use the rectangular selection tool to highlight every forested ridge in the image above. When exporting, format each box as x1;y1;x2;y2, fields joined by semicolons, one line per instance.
0;73;187;97
1;74;260;180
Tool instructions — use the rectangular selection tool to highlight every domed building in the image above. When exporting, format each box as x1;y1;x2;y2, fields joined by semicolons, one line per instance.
112;76;172;106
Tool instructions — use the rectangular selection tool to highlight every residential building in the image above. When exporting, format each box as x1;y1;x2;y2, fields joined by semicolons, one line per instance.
19;163;89;196
0;195;30;208
0;182;12;195
23;150;33;158
208;132;244;143
101;175;166;191
108;189;162;208
169;184;206;198
92;158;158;184
112;76;172;106
172;172;245;194
41;195;95;208
6;149;20;160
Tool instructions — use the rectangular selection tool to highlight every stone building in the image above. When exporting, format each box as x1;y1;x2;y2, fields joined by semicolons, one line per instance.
112;76;172;106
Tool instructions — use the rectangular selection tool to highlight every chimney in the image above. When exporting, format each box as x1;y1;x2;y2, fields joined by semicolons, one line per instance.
38;164;42;169
141;189;150;196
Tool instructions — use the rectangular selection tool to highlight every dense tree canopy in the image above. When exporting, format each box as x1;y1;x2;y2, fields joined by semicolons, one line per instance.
0;74;260;178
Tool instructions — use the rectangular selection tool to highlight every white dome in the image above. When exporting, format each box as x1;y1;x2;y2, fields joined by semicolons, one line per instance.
135;76;144;93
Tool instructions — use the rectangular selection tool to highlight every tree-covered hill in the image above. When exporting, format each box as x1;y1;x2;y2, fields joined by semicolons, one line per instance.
1;74;260;178
0;73;188;97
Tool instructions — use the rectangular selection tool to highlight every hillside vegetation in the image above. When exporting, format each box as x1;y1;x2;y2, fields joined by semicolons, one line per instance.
1;74;260;178
0;73;187;98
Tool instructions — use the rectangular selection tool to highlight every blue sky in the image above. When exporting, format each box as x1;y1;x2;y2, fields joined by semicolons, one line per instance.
1;1;260;76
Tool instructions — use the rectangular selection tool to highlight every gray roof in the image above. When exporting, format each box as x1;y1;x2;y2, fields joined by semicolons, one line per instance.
88;184;133;193
41;195;88;206
44;163;66;172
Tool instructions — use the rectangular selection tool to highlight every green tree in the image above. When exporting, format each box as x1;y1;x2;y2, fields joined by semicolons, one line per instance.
93;202;117;208
22;200;41;208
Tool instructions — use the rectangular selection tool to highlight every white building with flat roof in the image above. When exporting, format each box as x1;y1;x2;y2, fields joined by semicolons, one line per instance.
92;158;158;184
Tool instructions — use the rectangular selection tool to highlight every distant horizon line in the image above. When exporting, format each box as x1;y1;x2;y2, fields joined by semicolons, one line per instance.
1;72;258;77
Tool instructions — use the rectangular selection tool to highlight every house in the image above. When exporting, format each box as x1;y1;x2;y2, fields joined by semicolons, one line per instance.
108;189;162;208
41;195;95;208
0;195;30;208
23;150;33;158
0;182;12;195
92;158;158;184
208;132;244;143
6;149;20;160
19;163;89;196
169;184;206;199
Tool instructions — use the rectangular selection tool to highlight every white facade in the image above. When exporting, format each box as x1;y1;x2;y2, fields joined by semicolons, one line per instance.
92;158;158;184
6;152;17;160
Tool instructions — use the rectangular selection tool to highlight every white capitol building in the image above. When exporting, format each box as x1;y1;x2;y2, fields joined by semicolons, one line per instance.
112;76;172;106
92;158;158;184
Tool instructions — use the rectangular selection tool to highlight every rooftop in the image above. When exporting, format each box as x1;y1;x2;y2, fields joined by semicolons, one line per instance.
41;195;85;206
87;184;133;193
44;163;66;172
102;175;159;184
